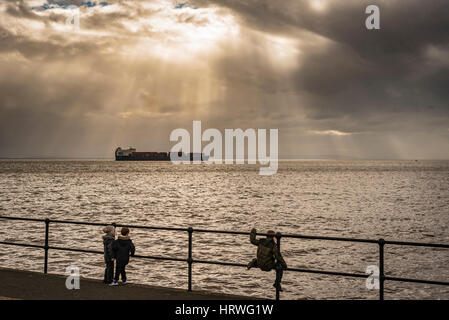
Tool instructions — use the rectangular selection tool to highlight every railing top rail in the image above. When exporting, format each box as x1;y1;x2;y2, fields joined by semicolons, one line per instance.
0;216;45;223
51;219;189;232
193;228;379;244
383;240;449;248
1;215;448;249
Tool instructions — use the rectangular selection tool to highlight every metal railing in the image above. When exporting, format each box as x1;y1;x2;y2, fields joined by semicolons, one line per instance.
0;215;448;300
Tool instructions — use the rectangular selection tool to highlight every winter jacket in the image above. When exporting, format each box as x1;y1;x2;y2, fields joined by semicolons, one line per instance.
103;235;115;264
112;235;135;265
250;228;287;271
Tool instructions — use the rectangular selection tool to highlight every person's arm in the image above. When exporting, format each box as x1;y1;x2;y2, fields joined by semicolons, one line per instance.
111;240;117;259
107;239;114;260
250;228;260;246
129;240;135;257
273;244;287;269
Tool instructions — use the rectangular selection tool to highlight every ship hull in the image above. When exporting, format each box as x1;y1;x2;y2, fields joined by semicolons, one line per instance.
115;153;208;161
115;156;170;161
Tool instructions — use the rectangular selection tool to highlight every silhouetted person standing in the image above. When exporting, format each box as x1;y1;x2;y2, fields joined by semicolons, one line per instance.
247;228;287;291
102;225;116;284
110;227;135;286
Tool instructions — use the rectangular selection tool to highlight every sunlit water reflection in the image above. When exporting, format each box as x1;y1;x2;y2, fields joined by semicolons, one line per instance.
0;160;448;299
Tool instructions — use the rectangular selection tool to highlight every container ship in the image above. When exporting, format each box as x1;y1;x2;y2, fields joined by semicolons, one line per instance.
115;147;208;161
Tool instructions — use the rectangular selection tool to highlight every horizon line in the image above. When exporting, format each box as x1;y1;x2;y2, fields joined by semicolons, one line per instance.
1;157;449;161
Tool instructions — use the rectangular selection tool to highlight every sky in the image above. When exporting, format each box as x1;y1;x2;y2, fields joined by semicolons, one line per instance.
0;0;448;159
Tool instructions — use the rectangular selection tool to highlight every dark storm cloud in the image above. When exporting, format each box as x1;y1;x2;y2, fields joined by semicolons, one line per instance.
203;0;449;57
202;0;449;130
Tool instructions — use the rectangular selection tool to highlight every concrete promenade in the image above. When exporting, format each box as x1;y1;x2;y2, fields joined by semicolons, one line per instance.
0;268;252;300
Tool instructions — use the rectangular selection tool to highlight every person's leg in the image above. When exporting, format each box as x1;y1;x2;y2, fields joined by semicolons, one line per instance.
274;263;284;291
106;261;114;284
114;263;122;282
111;262;115;282
121;264;127;283
247;258;258;270
104;264;108;283
276;265;283;283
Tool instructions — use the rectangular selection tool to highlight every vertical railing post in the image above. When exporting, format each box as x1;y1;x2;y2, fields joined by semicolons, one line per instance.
275;232;282;301
378;238;385;300
44;218;50;274
187;227;193;292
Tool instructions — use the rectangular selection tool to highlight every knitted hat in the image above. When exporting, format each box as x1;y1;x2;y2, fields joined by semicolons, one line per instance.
103;225;116;237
